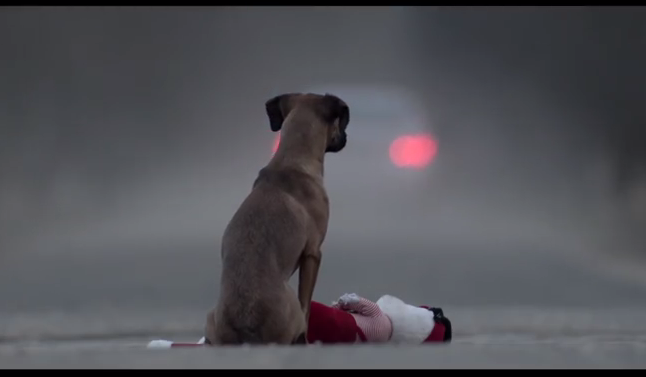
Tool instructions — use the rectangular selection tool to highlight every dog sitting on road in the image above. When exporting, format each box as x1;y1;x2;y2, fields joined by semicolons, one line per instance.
206;93;350;345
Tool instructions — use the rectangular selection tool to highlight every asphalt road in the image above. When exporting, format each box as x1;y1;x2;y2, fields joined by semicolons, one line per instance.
2;166;646;368
2;222;646;368
2;340;646;369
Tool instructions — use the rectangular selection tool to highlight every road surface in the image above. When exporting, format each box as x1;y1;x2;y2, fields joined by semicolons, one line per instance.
2;225;646;368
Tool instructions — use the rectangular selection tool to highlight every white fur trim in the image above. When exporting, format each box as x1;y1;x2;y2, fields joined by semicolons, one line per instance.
376;295;435;344
147;339;174;349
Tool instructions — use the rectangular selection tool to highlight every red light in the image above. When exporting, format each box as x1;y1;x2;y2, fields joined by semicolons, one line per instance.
272;132;281;154
389;134;438;169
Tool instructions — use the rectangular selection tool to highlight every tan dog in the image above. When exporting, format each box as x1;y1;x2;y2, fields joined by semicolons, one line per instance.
205;93;349;345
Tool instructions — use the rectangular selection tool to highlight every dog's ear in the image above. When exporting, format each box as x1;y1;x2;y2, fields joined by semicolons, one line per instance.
322;94;350;130
265;94;294;132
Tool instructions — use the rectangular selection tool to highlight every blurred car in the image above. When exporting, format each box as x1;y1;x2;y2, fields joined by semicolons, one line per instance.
270;85;440;228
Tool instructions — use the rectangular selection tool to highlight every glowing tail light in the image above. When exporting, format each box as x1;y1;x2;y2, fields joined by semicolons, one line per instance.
272;132;281;154
389;134;438;169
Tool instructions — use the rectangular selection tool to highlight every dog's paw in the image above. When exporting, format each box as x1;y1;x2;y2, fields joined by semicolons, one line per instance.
337;293;361;306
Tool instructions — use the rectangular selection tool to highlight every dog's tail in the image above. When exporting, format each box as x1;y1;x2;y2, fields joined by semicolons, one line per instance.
232;326;265;345
212;323;264;345
215;302;272;345
215;316;266;345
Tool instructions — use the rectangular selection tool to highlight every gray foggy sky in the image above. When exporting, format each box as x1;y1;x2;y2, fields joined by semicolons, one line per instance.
1;6;645;260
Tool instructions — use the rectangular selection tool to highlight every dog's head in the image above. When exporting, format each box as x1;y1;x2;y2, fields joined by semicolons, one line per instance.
265;93;349;153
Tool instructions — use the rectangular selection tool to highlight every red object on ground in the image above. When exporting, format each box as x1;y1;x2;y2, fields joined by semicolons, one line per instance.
170;343;206;348
307;301;366;344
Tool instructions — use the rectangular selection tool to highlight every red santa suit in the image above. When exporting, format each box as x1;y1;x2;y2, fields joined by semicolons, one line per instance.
307;294;392;343
307;293;451;345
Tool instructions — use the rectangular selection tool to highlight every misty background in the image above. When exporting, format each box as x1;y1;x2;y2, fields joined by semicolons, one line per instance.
1;6;646;343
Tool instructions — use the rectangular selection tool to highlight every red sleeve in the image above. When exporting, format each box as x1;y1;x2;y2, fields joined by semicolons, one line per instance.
339;297;383;318
307;301;361;344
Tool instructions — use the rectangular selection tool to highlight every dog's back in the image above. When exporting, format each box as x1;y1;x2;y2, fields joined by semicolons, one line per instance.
214;169;321;344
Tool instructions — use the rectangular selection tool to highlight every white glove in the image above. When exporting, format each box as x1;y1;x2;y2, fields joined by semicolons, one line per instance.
337;293;361;307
